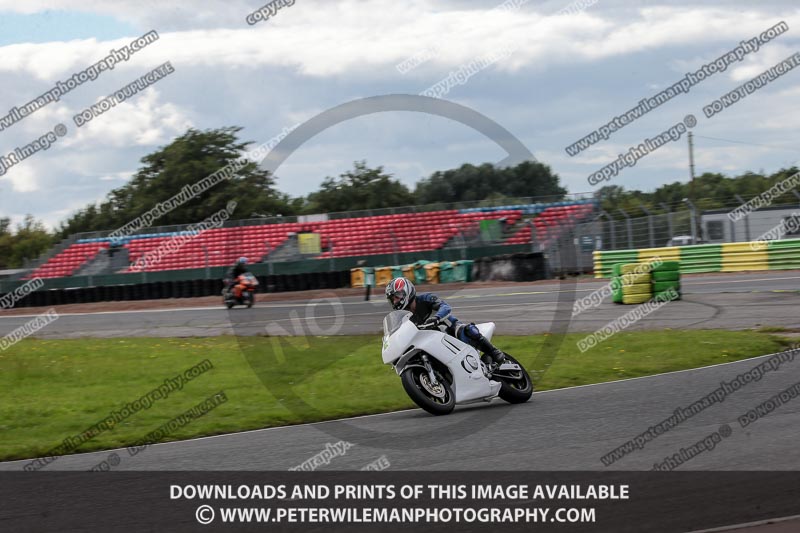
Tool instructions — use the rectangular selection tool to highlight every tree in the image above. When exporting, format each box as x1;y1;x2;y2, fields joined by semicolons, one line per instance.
0;215;54;269
302;161;415;214
598;166;800;218
0;218;12;269
57;127;296;238
414;161;566;205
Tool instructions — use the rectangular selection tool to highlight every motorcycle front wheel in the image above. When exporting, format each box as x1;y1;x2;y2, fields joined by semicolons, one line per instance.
401;366;455;416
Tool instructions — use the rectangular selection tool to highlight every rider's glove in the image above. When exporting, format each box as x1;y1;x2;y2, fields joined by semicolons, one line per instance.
422;317;441;329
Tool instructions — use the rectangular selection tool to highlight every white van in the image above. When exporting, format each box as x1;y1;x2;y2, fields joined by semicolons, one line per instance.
666;235;704;246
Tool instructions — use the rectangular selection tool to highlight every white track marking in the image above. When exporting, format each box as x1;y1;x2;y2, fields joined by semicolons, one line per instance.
1;349;790;466
682;275;800;285
1;272;797;321
687;514;800;533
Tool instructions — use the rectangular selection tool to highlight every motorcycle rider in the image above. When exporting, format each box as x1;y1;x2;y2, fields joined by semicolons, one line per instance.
385;277;506;365
225;257;250;299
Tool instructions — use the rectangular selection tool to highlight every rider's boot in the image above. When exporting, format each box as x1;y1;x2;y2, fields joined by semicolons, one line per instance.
474;335;505;365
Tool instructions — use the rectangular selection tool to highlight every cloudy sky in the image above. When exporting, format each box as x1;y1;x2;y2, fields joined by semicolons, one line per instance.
0;0;798;230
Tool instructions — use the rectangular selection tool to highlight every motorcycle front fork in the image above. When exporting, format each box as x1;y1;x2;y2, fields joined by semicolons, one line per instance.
421;354;439;386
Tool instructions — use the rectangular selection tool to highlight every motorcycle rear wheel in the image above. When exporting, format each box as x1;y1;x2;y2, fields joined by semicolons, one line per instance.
401;366;455;416
495;354;533;404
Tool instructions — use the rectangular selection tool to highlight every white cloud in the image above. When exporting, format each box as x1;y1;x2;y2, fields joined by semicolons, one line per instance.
62;89;194;148
729;44;800;82
2;159;40;193
0;3;797;83
0;0;259;30
0;0;798;230
99;170;134;181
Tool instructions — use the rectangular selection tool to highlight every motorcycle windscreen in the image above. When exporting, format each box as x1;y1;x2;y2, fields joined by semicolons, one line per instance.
382;311;414;365
382;310;411;336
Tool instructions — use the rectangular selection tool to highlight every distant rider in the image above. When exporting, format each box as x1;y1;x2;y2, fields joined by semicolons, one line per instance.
225;257;250;299
385;277;505;365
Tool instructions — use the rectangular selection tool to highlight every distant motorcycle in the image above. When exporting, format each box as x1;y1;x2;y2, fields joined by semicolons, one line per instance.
223;273;258;309
381;310;533;415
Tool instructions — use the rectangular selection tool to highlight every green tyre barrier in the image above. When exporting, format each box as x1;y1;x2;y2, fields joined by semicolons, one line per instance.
622;293;651;304
612;287;624;304
620;272;652;285
622;282;652;296
653;289;681;301
653;281;680;292
652;261;680;272
653;271;680;282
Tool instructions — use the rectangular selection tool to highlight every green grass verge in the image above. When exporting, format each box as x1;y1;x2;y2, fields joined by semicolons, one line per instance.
0;330;792;461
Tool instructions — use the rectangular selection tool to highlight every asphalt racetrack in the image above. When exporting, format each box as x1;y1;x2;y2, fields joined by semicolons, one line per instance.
0;271;799;338
1;347;799;472
1;270;799;473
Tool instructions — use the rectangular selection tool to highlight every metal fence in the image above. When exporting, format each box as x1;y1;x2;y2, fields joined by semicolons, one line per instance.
596;210;697;250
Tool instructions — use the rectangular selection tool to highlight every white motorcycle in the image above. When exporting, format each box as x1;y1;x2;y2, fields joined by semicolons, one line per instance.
381;310;533;415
